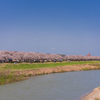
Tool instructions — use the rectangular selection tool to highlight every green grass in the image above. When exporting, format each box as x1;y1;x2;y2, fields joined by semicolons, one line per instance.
2;61;100;70
82;68;90;71
0;73;26;85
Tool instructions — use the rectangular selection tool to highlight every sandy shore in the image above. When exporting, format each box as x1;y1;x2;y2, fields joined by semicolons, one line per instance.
81;87;100;100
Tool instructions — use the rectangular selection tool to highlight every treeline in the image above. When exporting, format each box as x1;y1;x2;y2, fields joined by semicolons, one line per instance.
0;51;100;63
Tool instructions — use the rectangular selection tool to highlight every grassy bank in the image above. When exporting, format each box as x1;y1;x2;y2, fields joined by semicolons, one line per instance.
0;72;28;85
0;61;100;85
1;61;100;70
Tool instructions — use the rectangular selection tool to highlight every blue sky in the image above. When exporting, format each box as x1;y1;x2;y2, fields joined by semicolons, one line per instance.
0;0;100;56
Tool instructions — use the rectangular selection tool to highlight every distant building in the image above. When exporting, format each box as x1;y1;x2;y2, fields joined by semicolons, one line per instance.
87;53;90;56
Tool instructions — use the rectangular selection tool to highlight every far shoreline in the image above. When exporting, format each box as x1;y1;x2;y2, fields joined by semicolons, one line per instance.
12;63;100;76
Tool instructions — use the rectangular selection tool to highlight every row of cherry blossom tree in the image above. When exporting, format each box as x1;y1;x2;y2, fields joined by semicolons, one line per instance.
0;51;100;62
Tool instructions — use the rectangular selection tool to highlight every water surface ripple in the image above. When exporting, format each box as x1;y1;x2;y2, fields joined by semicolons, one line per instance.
0;70;100;100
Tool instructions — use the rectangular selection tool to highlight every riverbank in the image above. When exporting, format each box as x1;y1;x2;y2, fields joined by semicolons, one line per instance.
0;61;100;84
81;87;100;100
11;63;100;76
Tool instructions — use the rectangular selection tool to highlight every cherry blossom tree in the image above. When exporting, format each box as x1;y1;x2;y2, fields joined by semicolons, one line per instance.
0;51;100;62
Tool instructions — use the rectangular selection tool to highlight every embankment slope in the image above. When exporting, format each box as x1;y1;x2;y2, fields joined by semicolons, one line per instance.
81;87;100;100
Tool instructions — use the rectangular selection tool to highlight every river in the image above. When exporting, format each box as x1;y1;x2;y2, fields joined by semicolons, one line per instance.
0;70;100;100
